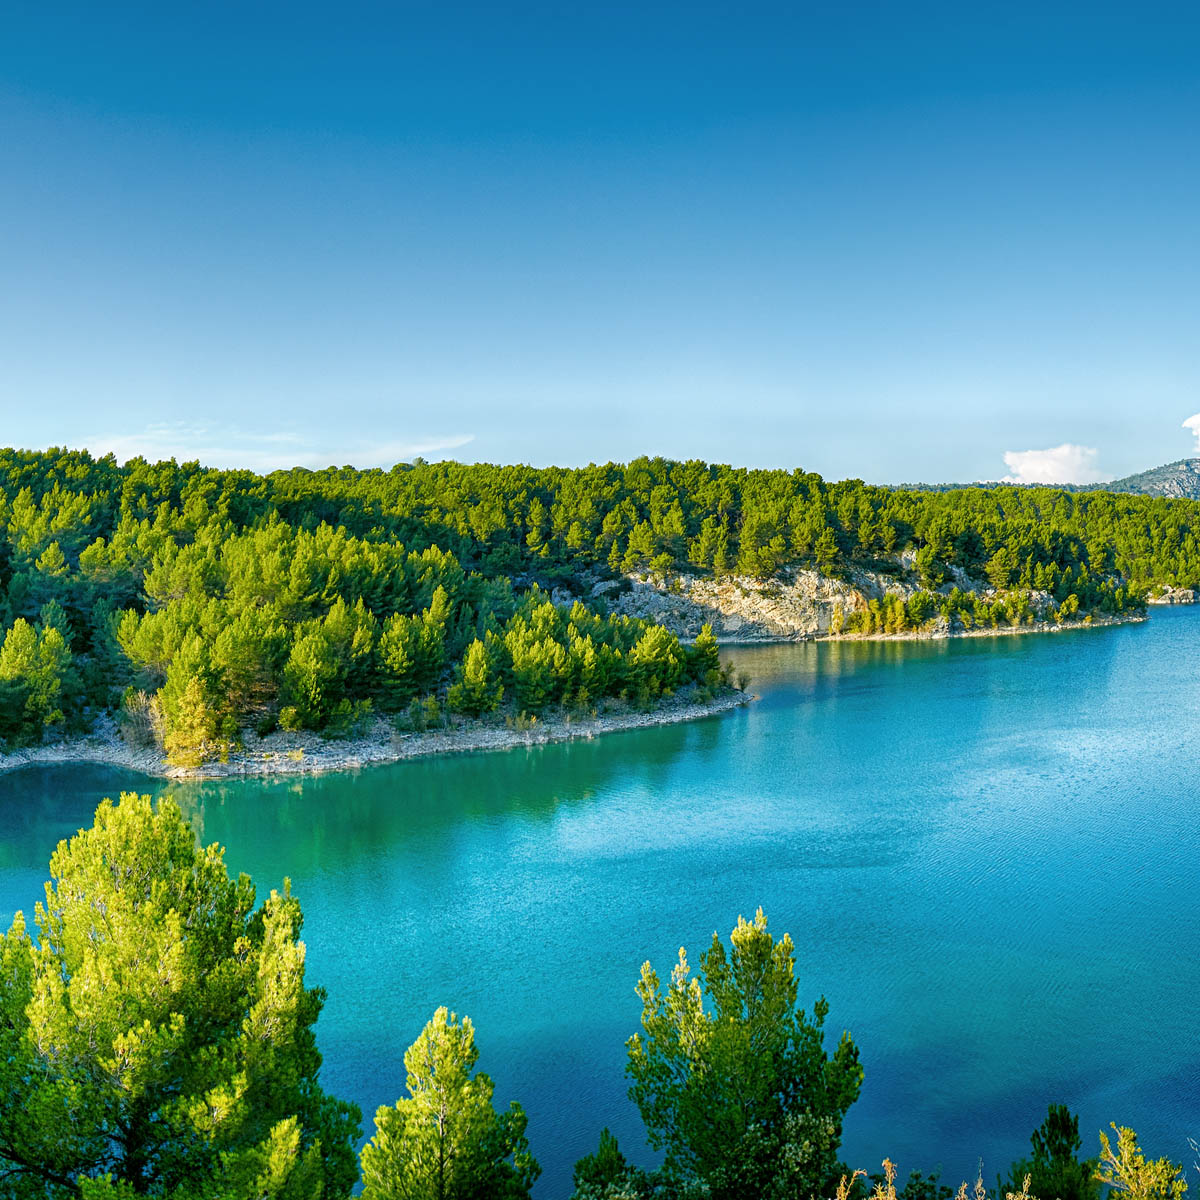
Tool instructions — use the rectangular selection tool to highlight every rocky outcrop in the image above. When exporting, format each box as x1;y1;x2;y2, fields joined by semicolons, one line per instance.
1147;586;1197;605
0;691;754;780
608;566;920;642
1104;458;1200;500
602;567;1134;644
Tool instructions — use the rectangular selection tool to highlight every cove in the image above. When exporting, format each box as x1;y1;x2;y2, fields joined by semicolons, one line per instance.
1;609;1198;1196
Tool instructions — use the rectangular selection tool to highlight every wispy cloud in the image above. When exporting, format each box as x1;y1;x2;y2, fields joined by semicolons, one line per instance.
1001;443;1106;485
81;424;474;472
1183;413;1200;453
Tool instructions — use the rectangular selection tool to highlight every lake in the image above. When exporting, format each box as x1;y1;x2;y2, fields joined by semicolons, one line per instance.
2;608;1198;1196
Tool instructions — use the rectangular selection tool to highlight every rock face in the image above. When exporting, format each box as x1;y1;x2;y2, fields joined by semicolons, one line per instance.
609;566;920;642
1147;586;1197;605
1103;458;1200;500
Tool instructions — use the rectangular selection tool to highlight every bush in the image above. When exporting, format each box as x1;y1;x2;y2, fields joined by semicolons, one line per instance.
118;687;163;749
326;698;373;739
279;705;304;732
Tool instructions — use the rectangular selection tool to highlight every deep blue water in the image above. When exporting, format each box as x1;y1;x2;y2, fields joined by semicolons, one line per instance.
1;609;1197;1195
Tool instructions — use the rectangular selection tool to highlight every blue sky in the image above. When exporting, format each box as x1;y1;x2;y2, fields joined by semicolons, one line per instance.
2;2;1199;482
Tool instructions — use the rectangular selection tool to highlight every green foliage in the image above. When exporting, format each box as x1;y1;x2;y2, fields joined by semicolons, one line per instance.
1000;1105;1100;1200
0;793;361;1197
325;698;374;739
626;908;862;1200
359;1007;540;1200
1095;1125;1187;1200
844;586;1049;636
282;629;341;730
0;616;75;745
685;623;722;687
570;1129;648;1200
163;674;226;767
573;1129;632;1192
0;448;1189;756
422;695;444;729
628;624;685;700
447;637;504;716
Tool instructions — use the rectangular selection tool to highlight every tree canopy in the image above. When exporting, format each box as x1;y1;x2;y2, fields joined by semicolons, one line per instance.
0;448;1192;758
0;792;361;1198
626;908;863;1200
359;1007;539;1200
1000;1105;1100;1200
0;451;762;762
1094;1125;1188;1200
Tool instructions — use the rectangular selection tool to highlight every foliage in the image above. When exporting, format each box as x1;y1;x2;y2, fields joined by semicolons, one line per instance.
446;637;505;716
0;451;750;757
118;687;164;748
570;1128;647;1199
0;792;361;1197
1000;1105;1099;1200
0;616;74;745
359;1006;539;1200
685;623;722;688
626;908;862;1199
0;448;1191;754
162;674;228;767
1095;1125;1187;1200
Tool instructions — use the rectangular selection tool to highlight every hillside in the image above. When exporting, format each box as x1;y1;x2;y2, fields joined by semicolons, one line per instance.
895;457;1200;500
1101;457;1200;499
0;447;1193;764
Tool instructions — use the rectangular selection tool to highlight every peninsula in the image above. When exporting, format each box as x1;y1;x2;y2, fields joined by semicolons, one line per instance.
0;448;1192;775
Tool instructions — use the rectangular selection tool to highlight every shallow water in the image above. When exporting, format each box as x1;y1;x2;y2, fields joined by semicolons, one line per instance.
2;610;1198;1195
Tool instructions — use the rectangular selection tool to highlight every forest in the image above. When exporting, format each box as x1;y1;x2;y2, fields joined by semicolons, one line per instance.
0;792;1188;1200
0;448;1195;763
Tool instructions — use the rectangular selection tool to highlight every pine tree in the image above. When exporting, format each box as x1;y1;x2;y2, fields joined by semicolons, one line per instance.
446;638;503;716
163;674;221;767
686;623;721;685
360;1008;539;1200
626;909;862;1199
0;793;361;1197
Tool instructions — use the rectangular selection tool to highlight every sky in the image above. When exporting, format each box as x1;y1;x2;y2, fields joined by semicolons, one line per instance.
2;1;1199;484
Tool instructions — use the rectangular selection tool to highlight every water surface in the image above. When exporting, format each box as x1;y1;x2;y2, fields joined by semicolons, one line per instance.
2;610;1197;1194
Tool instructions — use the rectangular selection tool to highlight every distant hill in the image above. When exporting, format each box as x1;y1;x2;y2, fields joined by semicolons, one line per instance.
1099;458;1200;499
893;458;1200;499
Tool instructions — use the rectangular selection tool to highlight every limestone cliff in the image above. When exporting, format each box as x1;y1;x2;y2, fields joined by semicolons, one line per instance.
1146;586;1197;605
600;566;922;642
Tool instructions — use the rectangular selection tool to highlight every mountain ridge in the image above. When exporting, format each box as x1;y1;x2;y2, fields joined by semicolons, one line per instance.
1098;457;1200;499
893;458;1200;499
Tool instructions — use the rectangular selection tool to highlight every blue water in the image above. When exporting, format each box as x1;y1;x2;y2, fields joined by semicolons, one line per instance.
2;609;1198;1194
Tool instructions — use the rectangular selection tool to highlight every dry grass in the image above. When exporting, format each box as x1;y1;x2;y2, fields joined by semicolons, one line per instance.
836;1160;1031;1200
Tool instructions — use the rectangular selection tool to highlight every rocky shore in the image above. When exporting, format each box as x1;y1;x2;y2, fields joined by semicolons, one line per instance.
605;566;1148;643
0;563;1156;783
830;610;1145;642
1146;586;1197;605
0;688;754;781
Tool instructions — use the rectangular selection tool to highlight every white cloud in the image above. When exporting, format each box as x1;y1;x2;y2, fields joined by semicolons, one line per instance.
81;423;474;472
1183;413;1200;453
1001;443;1106;485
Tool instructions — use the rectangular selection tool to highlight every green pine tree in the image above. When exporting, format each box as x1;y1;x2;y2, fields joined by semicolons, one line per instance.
360;1007;539;1200
446;638;504;716
0;793;361;1197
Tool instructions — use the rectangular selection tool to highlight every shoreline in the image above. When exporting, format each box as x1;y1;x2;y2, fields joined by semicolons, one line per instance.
615;566;1152;646
714;610;1146;646
0;611;1149;783
0;689;755;782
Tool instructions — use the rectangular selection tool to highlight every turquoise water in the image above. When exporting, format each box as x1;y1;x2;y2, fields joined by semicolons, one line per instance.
2;609;1198;1194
